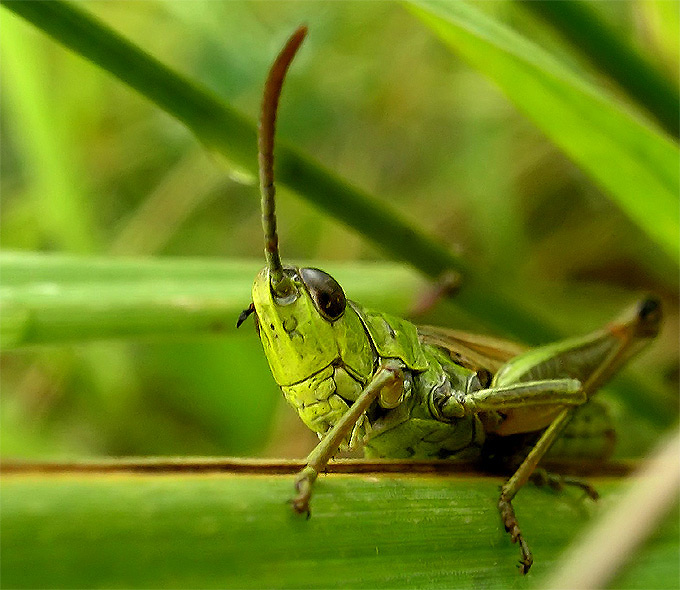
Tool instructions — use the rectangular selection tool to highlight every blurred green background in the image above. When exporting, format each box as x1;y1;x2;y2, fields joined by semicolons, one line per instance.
1;0;678;461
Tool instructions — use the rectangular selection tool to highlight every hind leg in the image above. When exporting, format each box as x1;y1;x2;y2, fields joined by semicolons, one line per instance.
529;399;616;501
498;408;575;574
493;299;659;573
547;399;616;463
530;468;599;500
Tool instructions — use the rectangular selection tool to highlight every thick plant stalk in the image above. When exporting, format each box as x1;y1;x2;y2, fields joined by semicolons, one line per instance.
1;459;676;589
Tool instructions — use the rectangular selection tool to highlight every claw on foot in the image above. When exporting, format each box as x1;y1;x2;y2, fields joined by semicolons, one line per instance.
531;469;600;501
291;466;317;517
499;494;533;575
562;476;600;501
290;495;311;518
517;537;533;574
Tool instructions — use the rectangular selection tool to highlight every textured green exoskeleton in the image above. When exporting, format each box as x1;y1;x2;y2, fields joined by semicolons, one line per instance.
237;27;662;574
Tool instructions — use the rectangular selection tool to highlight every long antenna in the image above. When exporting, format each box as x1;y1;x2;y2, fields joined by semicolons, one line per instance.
259;25;307;297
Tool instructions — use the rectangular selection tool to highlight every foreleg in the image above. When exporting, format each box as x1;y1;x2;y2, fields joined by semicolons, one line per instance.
291;359;405;516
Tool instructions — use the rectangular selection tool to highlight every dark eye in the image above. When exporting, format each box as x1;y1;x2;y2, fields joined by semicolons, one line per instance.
300;267;346;321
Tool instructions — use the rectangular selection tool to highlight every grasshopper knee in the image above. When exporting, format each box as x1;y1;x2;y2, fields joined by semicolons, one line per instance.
429;379;465;420
636;296;662;337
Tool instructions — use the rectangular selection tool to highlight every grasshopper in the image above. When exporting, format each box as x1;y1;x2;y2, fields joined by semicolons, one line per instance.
237;27;662;574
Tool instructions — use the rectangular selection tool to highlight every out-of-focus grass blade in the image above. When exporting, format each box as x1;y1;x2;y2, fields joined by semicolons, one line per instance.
1;466;677;589
519;0;679;138
407;1;679;265
0;0;566;344
0;1;459;280
544;427;680;589
0;12;100;253
0;252;425;349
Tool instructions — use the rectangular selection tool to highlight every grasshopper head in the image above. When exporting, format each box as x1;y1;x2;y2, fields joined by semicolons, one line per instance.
240;27;373;391
251;265;351;385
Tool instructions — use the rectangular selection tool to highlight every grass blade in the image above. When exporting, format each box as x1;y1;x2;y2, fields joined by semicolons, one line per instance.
1;461;677;589
0;14;100;252
520;0;679;138
544;427;680;589
407;1;679;264
1;0;565;344
0;1;455;277
0;252;425;349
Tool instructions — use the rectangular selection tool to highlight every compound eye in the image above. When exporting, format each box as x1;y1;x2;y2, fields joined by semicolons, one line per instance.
300;267;346;321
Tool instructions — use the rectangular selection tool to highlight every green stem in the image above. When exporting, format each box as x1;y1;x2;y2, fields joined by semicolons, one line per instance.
0;253;426;348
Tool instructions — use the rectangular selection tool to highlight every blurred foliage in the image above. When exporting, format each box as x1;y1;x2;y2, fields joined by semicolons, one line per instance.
1;0;678;464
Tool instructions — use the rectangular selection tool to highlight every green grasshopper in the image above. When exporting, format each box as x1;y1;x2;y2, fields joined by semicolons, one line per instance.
237;27;662;574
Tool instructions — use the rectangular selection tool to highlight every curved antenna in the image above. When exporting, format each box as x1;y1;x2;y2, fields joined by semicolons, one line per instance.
259;25;307;297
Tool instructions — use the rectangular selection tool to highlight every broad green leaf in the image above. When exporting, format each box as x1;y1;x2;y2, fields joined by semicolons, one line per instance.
407;1;679;264
1;463;677;589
